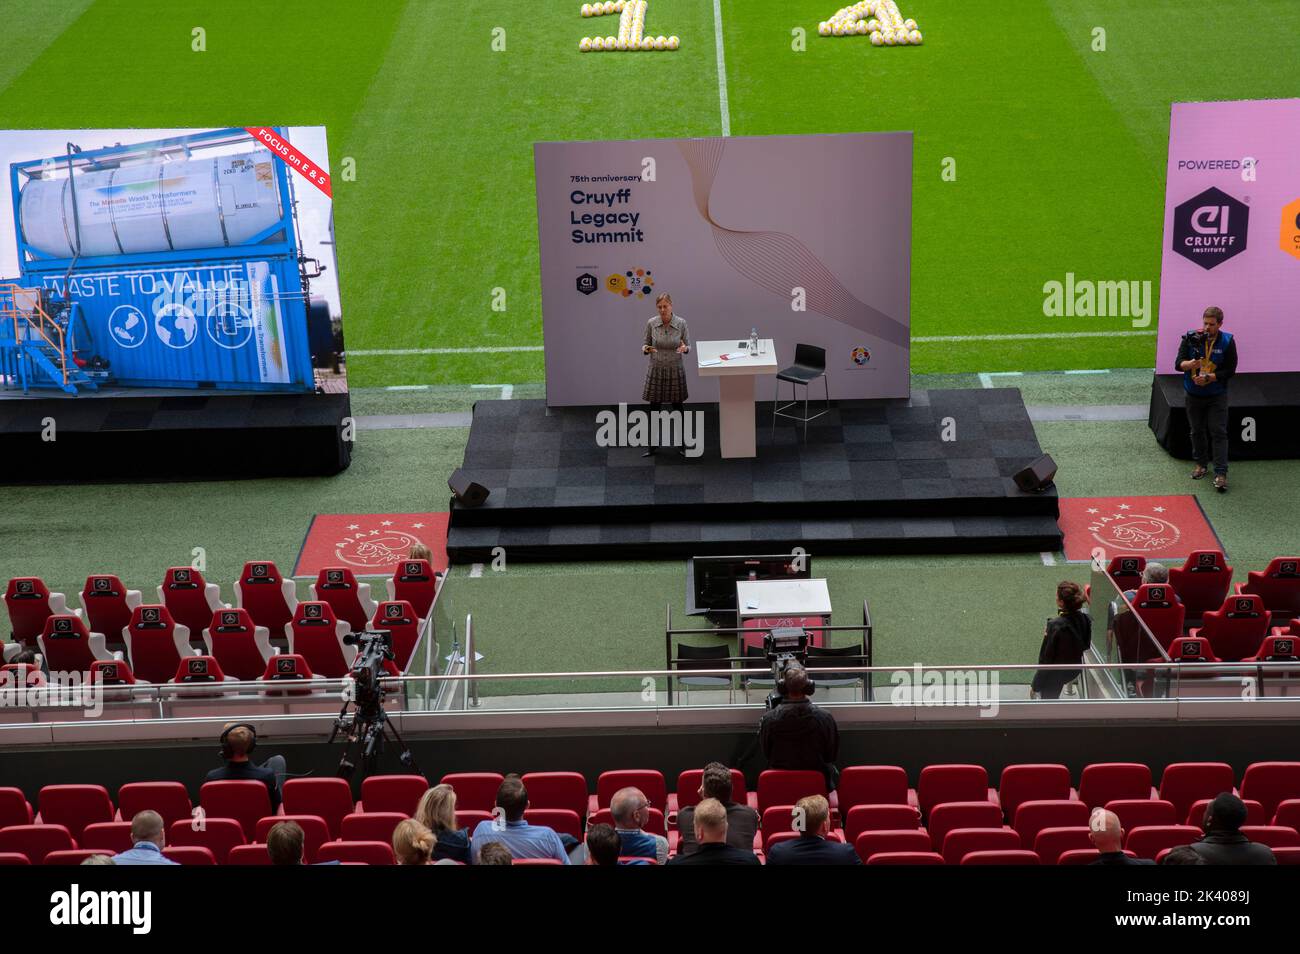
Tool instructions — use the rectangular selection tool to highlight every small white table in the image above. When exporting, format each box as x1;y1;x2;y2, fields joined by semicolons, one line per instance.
736;579;833;623
695;339;778;458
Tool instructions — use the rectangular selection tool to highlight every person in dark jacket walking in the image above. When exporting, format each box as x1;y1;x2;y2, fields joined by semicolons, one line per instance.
1031;581;1092;699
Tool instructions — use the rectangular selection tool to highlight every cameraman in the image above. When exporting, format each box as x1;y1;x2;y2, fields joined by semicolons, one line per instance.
1175;306;1237;492
758;664;840;791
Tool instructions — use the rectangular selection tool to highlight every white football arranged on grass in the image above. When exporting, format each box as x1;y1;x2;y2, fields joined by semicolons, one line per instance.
580;37;592;51
667;36;680;50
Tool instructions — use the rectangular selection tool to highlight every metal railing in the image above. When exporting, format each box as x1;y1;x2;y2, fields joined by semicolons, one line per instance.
0;283;70;386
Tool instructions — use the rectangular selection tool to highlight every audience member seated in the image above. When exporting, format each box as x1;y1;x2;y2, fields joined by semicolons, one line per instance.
1122;563;1182;604
203;722;286;813
666;799;761;866
1088;808;1154;865
470;775;569;864
268;821;306;865
81;854;115;866
766;795;860;865
393;819;442;866
1190;793;1277;865
585;823;621;866
113;811;178;866
676;761;759;856
758;664;840;790
416;784;470;864
607;787;669;864
478;843;513;865
1032;581;1091;700
1161;845;1207;865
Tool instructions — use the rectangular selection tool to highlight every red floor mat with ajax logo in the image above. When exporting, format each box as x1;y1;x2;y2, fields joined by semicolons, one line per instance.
1058;495;1223;563
294;513;449;577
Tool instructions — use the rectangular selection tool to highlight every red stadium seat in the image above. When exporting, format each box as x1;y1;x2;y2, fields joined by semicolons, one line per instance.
37;614;117;673
286;601;354;678
387;560;440;621
456;810;494;832
341;812;406;844
117;782;193;829
1158;762;1237;822
1185;798;1263;828
441;773;507;814
311;567;378;635
757;770;827;814
202;608;274;681
162;846;216;865
927;802;1006;852
1166;636;1220;664
36;784;114;839
997;764;1075;822
358;775;429;816
228;844;274;865
90;659;139;688
854;829;932;863
167;818;244;864
1058;848;1136;865
513;857;563;865
254;815;331;865
45;849;105;865
1106;556;1146;589
671;768;753;815
282;778;354;839
519;772;588;820
1;662;45;687
80;822;134;854
1033;826;1094;864
589;807;666;838
0;824;76;864
0;787;34;828
961;849;1041;865
200;781;272;840
0;853;31;865
172;654;237;692
1125;825;1201;860
1105;799;1177;831
79;575;140;654
1244;635;1300;672
917;764;997;818
233;561;298;636
522;809;583;841
866;851;944;865
1169;551;1233;620
836;765;918;810
123;604;195;683
369;601;424;673
593;769;667;814
1240;762;1300;819
1131;584;1186;653
1078;762;1154;808
844;804;923;844
1191;595;1271;661
1273;848;1300;865
1239;825;1300;849
1236;558;1300;619
317;841;395;865
4;576;73;649
157;567;226;648
1272;799;1300;829
941;828;1021;866
1012;800;1090;850
258;653;322;694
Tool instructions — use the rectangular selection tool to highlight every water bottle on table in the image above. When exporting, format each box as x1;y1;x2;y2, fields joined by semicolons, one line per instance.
750;327;758;354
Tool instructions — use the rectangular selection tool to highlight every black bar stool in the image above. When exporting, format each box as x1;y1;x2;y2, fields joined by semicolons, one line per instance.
771;343;829;441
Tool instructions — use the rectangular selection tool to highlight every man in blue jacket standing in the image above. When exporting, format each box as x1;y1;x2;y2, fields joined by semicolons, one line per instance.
1175;306;1238;493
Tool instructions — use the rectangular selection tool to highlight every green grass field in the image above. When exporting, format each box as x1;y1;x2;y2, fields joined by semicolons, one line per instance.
2;3;1299;691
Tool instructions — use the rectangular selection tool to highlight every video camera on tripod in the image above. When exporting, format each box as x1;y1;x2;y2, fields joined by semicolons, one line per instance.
764;627;816;710
329;629;419;779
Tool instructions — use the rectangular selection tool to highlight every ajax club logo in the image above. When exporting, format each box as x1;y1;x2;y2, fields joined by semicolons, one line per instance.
576;272;598;295
1088;506;1181;553
851;347;871;366
605;267;654;299
1172;186;1249;270
334;520;430;569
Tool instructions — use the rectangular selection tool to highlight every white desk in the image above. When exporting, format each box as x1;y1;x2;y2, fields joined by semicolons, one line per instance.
695;339;778;458
736;578;832;621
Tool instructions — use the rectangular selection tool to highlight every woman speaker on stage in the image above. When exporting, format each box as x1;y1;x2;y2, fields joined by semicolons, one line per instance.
641;292;690;457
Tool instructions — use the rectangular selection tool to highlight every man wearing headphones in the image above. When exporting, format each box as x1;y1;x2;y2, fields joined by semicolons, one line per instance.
205;722;287;812
758;664;840;791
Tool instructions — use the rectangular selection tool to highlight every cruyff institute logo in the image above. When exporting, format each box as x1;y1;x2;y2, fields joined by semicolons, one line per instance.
1172;186;1249;270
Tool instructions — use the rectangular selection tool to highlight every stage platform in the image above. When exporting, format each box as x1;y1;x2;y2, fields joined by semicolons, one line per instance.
446;389;1062;563
1149;373;1300;460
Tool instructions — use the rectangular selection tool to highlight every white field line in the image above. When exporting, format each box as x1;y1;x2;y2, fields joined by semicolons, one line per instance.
714;0;731;136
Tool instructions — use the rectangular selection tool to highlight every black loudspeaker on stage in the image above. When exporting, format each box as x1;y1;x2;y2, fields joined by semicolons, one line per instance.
448;468;490;507
1013;454;1058;493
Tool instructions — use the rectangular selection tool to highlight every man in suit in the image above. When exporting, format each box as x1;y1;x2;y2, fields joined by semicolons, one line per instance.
667;799;760;866
1088;808;1155;865
767;794;860;865
676;762;759;856
1190;793;1276;865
